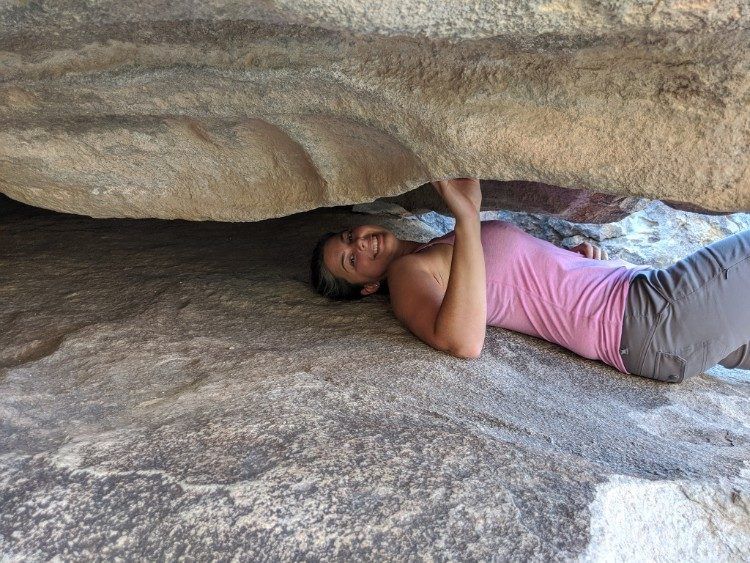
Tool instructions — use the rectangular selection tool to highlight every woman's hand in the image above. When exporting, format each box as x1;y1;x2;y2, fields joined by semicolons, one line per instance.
430;178;482;221
569;242;609;260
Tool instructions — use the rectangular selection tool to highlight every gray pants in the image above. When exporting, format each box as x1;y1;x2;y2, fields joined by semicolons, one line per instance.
619;228;750;383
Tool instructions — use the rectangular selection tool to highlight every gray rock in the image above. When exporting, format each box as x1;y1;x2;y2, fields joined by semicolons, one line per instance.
1;200;749;559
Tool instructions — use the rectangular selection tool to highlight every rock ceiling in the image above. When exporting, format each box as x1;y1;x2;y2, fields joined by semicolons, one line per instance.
1;1;748;220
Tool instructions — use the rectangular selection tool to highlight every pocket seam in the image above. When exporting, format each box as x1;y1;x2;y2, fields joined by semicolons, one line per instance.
724;254;750;272
636;311;664;374
669;269;723;304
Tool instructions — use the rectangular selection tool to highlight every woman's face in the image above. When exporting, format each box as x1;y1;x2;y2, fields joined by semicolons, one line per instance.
323;224;398;286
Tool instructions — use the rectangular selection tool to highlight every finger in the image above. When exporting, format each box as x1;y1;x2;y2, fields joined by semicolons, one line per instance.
582;242;592;259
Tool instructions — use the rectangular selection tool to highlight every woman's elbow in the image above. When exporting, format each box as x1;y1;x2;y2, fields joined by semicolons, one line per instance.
447;341;484;359
428;330;484;359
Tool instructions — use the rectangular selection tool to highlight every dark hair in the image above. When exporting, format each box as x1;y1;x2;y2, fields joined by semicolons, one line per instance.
310;230;389;300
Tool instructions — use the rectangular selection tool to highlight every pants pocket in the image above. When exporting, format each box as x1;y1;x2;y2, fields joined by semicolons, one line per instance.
652;341;708;383
653;352;687;383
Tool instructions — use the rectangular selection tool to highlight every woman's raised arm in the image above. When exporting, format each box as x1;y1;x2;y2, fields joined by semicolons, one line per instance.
430;179;487;358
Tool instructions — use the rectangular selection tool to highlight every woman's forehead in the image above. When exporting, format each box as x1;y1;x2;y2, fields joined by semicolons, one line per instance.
323;234;345;275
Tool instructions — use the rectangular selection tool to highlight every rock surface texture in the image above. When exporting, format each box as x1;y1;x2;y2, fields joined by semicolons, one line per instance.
1;1;749;220
1;198;749;559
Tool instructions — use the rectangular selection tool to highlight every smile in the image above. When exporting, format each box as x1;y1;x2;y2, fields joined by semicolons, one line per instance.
372;233;379;258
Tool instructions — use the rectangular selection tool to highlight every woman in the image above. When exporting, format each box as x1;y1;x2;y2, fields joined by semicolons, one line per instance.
311;178;750;383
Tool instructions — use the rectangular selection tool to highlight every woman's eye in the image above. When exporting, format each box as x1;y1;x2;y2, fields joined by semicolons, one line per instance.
347;230;353;242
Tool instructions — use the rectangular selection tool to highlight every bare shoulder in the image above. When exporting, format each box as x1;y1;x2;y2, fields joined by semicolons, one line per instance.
385;246;452;353
387;244;452;289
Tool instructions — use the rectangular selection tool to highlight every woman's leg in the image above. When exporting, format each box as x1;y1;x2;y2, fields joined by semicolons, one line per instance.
620;228;750;383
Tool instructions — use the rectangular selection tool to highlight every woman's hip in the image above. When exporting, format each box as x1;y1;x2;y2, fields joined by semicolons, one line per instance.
619;229;750;383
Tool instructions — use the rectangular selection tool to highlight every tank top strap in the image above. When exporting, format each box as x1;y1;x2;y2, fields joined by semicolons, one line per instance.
414;231;456;253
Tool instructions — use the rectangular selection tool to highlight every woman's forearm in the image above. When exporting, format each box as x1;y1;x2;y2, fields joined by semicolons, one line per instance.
434;214;487;357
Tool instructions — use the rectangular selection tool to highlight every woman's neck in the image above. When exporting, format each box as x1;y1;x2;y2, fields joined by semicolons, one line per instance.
397;239;424;258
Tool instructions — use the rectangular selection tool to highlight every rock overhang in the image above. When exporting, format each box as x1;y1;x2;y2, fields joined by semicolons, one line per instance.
1;1;749;220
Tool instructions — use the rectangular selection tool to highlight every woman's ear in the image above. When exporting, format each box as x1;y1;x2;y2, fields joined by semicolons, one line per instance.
360;281;380;296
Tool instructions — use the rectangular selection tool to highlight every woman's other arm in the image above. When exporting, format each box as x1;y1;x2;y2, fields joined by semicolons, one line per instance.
567;241;609;260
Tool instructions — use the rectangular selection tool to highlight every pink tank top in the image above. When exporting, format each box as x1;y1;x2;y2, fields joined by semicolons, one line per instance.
415;220;651;374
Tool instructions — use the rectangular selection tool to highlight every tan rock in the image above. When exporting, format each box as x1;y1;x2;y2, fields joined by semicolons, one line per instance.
0;2;748;219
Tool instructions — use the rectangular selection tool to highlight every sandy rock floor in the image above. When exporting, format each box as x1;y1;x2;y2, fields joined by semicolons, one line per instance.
1;199;749;559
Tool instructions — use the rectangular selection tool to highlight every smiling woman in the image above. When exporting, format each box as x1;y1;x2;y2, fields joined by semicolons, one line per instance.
310;178;750;382
309;225;421;300
319;226;423;295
